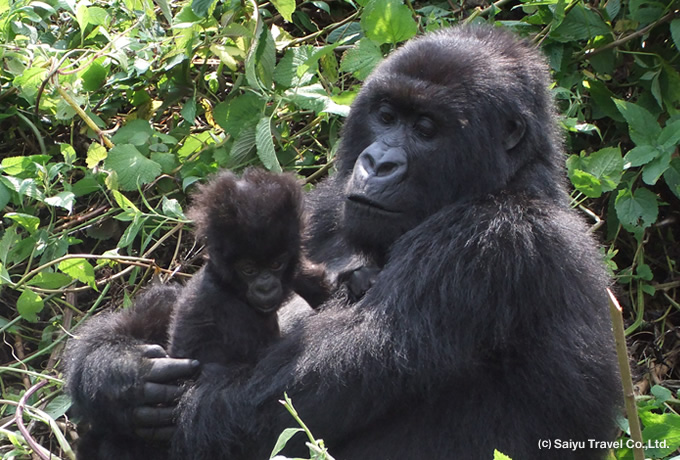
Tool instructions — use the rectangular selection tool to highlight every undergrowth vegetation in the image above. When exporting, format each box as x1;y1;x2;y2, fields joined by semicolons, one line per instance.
0;0;678;457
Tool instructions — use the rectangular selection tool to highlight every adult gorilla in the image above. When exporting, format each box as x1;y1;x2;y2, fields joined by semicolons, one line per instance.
64;25;620;460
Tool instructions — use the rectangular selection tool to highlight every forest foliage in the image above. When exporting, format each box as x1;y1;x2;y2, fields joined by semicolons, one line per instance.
0;0;679;457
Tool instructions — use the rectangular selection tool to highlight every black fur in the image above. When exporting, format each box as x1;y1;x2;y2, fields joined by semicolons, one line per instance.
64;25;620;460
168;168;304;366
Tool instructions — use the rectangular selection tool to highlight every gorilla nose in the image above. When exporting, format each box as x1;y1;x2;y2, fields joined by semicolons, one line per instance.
357;146;408;182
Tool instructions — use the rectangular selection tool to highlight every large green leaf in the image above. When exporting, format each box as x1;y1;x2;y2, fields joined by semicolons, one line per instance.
614;188;659;231
104;144;162;191
361;0;417;45
271;0;295;22
17;289;44;323
613;99;661;147
551;4;610;42
58;258;96;288
340;38;383;80
214;93;265;138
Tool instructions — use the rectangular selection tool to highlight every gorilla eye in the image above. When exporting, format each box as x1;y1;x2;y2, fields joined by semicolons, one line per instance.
270;260;286;271
237;262;258;277
378;107;396;125
415;118;436;138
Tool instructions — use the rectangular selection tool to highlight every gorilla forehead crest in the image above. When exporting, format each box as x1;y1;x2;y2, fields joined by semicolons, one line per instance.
365;26;552;111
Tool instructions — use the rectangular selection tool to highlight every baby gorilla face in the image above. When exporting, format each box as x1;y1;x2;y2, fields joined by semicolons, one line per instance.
234;257;289;314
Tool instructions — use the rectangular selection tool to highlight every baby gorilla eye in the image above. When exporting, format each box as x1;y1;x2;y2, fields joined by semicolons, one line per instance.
378;106;397;125
270;259;287;271
414;117;436;139
237;262;258;277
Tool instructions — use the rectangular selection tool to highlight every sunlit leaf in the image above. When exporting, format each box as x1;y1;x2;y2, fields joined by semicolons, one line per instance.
104;144;162;191
17;289;44;322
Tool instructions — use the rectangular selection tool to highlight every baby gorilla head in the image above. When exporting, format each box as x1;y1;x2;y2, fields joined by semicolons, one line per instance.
188;168;303;313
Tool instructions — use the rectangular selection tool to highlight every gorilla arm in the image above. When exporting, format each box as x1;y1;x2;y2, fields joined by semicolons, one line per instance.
64;285;199;441
171;199;619;460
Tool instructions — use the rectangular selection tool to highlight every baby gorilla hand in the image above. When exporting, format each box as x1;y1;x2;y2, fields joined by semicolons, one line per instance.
132;344;199;441
339;265;381;302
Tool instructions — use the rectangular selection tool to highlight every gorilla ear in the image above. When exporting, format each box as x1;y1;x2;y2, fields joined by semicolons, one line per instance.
502;117;526;151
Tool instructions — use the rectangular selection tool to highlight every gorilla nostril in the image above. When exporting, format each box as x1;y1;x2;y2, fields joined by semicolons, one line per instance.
376;162;398;177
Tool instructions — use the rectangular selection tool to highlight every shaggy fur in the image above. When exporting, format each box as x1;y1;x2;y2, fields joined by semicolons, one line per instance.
64;25;620;460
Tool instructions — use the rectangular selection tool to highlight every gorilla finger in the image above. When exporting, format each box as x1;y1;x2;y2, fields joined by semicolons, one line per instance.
135;426;176;441
143;382;186;404
139;344;168;358
147;357;200;382
133;406;175;427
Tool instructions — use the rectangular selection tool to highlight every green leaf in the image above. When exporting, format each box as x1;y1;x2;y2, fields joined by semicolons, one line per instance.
614;187;659;231
624;145;660;168
671;19;680;51
191;0;215;17
214;93;265;137
231;127;257;164
613;99;661;146
255;117;282;172
0;226;19;265
340;38;383;80
161;197;185;219
493;450;512;460
569;170;602;198
58;258;96;288
104;144;162;191
663;158;680;199
44;394;72;420
642;151;672;185
551;4;610;42
13;67;47;103
0;176;43;200
111;119;153;145
582;147;623;192
274;46;316;88
284;84;350;116
17;289;44;322
155;0;172;22
0;182;10;210
118;214;146;248
111;189;140;213
271;0;295;22
658;119;680;150
86;142;108;169
361;0;418;45
270;428;304;457
27;272;74;289
181;98;197;124
640;413;680;458
150;152;177;174
72;175;101;197
45;192;76;213
60;143;77;165
81;62;107;92
5;212;40;234
1;155;45;175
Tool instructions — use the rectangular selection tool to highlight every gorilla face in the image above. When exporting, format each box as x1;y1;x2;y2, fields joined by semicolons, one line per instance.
337;28;555;263
342;99;444;259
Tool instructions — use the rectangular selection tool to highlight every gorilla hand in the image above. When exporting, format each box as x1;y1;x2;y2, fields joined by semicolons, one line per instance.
339;265;381;302
132;344;199;441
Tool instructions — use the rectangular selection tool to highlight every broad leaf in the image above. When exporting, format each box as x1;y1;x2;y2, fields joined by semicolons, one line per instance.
361;0;418;45
17;289;44;322
104;144;162;191
614;188;659;231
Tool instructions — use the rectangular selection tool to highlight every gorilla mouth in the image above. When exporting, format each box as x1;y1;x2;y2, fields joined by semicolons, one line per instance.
346;194;399;214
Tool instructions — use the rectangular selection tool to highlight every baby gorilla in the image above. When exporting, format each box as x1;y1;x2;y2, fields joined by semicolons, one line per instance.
168;168;326;367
